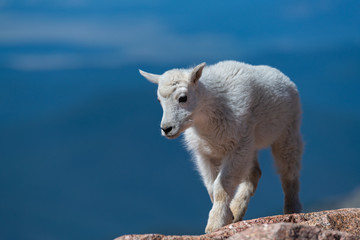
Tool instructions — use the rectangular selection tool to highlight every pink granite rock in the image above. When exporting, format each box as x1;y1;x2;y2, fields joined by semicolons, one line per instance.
115;208;360;240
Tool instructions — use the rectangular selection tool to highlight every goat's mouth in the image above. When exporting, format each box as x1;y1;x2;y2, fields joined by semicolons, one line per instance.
165;131;181;139
164;119;193;139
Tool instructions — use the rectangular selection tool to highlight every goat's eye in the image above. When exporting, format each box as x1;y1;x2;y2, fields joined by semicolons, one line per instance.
179;95;187;103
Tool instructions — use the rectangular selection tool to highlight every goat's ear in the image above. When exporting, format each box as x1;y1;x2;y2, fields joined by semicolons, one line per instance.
139;69;160;84
190;62;206;84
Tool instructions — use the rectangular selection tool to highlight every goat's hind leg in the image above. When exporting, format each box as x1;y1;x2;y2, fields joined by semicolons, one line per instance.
271;125;303;214
230;156;261;222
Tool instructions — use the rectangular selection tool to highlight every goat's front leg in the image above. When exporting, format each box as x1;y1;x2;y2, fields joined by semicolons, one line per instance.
195;153;219;203
230;157;261;222
205;147;254;233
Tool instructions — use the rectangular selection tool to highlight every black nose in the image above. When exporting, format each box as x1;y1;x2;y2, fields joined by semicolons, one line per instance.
161;126;173;134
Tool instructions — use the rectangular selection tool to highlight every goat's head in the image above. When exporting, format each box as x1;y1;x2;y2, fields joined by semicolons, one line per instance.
139;62;206;139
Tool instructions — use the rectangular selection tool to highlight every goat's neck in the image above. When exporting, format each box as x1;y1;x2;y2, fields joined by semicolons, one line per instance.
192;84;224;138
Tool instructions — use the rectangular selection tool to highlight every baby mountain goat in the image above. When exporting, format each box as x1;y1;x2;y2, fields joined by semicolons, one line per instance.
139;61;303;233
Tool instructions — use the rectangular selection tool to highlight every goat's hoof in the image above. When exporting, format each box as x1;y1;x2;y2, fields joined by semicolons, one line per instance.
205;205;233;233
205;221;223;234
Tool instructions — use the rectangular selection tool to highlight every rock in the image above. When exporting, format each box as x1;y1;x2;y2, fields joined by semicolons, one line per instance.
206;208;360;239
116;234;200;240
227;223;358;240
115;208;360;240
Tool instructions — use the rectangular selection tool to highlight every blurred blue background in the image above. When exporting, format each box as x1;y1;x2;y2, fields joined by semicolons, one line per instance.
1;1;360;239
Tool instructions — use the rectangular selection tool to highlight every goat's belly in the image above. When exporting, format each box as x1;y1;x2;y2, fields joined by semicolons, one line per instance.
254;122;284;149
255;137;274;150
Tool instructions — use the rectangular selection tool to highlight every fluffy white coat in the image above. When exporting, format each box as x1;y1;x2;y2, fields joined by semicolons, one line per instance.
139;60;303;233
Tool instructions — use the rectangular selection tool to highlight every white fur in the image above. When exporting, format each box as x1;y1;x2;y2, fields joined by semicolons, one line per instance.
139;60;303;233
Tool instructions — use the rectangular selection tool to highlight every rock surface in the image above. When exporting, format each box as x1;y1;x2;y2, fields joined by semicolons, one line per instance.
227;223;358;240
115;208;360;240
